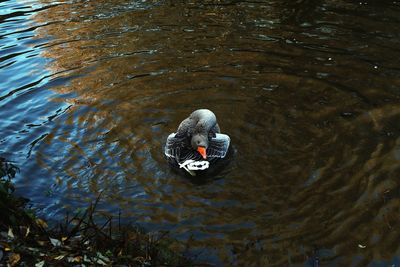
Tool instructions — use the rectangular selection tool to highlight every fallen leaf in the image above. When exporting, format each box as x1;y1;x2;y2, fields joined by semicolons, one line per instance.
61;236;68;242
105;250;112;257
49;238;62;247
36;219;48;228
35;260;45;267
134;256;145;263
96;259;107;265
83;254;91;263
25;226;30;237
96;252;110;262
358;244;366;249
71;219;81;225
7;228;14;239
1;243;11;251
37;240;47;246
54;255;65;260
73;256;82;263
8;253;20;267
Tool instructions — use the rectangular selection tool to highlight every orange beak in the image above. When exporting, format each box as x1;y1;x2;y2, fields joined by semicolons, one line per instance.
197;146;207;159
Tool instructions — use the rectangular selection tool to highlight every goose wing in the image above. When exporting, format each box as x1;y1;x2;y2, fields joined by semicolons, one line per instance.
165;133;230;161
164;133;187;158
165;133;201;163
207;133;230;158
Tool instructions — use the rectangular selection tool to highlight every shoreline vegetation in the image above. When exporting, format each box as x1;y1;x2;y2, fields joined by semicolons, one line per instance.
0;158;205;267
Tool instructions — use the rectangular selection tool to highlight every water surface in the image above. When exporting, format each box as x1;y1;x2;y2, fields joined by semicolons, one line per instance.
1;0;400;265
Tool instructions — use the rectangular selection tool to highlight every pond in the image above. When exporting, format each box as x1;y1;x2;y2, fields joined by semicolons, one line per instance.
1;0;400;265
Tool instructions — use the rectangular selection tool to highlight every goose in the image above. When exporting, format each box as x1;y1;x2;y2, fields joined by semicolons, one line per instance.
164;109;230;176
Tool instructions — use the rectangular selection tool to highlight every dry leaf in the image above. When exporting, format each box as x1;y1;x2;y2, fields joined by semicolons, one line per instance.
73;256;82;263
25;226;30;237
35;260;45;267
2;243;11;251
54;255;65;260
36;219;48;228
49;238;62;247
358;244;366;249
83;254;91;263
96;258;107;265
134;256;145;263
8;253;20;267
7;228;14;239
96;252;110;262
61;236;68;242
37;240;47;246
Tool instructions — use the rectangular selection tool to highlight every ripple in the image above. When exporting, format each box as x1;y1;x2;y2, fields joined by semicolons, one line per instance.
1;0;400;266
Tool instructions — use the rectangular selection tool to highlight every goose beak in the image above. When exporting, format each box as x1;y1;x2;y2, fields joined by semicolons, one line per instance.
197;146;207;159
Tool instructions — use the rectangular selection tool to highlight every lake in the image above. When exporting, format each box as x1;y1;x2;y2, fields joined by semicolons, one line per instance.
1;0;400;265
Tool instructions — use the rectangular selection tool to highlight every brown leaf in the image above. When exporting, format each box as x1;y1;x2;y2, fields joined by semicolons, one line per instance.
8;253;21;267
36;219;48;228
134;256;145;263
37;240;47;246
73;256;82;263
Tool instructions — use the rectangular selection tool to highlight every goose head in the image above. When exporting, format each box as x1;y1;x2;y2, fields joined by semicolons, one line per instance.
191;133;208;159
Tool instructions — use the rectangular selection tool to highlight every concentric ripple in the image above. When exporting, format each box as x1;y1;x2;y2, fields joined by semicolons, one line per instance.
1;0;400;265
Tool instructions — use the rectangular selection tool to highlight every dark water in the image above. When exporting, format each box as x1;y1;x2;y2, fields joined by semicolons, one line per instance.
2;0;400;265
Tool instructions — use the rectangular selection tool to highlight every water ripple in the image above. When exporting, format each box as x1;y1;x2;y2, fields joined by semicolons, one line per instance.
1;0;400;266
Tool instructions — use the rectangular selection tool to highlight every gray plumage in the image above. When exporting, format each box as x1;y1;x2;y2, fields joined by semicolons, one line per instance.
165;109;230;163
175;109;220;150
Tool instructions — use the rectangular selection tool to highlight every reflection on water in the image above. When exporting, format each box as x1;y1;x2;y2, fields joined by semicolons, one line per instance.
1;0;400;265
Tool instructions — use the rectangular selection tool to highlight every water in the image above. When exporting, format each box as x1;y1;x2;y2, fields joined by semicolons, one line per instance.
1;0;400;265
